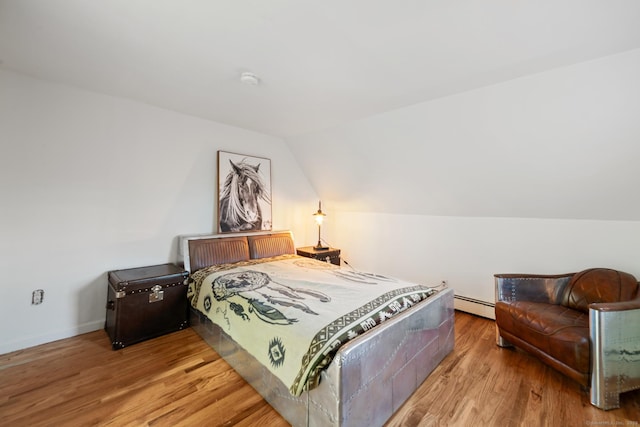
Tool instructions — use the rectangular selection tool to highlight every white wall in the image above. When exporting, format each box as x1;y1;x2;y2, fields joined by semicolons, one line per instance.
4;47;640;351
0;70;318;354
329;213;640;304
288;49;640;305
288;49;640;220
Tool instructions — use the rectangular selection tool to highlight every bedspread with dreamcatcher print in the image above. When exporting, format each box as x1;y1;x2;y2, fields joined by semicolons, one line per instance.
188;254;435;396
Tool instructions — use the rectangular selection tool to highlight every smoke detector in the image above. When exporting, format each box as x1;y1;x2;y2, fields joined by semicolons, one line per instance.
240;72;260;85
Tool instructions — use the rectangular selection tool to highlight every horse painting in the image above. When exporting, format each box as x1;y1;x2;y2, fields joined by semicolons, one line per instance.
219;157;271;232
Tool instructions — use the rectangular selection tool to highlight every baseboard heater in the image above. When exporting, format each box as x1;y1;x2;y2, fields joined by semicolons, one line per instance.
454;295;495;320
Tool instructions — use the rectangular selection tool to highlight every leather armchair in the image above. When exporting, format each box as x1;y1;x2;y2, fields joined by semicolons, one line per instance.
494;268;640;410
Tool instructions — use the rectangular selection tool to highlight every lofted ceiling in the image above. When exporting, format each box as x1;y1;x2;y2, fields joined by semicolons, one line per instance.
2;1;640;223
1;0;640;138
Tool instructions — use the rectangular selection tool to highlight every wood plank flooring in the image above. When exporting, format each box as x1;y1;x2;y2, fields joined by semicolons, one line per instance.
1;312;638;426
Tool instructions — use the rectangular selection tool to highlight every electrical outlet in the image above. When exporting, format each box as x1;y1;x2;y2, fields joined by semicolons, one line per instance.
32;289;44;305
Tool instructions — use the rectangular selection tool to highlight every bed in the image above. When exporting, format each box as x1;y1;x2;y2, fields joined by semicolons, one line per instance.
178;231;454;427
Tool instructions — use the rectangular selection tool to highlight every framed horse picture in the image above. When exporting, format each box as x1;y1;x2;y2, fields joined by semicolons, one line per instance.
217;151;272;233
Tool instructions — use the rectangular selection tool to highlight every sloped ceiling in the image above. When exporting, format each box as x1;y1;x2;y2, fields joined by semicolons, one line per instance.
287;48;640;220
1;0;639;138
2;1;640;221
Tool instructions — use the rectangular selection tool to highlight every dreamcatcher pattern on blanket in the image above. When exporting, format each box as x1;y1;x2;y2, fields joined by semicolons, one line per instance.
211;270;330;325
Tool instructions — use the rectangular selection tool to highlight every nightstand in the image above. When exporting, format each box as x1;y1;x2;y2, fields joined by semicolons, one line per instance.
296;246;341;266
105;263;189;350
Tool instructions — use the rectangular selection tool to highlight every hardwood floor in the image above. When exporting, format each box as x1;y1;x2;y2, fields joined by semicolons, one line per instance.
1;312;638;426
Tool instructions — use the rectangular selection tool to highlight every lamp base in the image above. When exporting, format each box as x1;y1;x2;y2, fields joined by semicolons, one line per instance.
314;242;329;250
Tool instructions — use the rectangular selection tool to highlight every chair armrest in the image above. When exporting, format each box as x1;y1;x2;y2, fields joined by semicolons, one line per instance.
590;293;640;312
589;295;640;409
495;273;574;304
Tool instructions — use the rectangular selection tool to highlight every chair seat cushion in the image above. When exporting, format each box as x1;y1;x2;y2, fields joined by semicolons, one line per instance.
495;301;590;374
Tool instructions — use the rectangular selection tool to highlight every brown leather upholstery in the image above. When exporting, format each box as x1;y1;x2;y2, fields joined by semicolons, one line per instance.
495;268;639;388
247;232;295;259
188;236;250;271
495;301;590;383
561;268;638;312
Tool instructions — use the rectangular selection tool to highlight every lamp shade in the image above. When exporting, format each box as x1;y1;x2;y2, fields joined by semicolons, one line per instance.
313;201;326;225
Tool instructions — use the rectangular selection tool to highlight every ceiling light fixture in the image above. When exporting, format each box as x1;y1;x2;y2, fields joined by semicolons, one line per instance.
240;72;260;86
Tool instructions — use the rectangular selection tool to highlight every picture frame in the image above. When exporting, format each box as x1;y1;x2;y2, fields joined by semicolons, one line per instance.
217;151;272;233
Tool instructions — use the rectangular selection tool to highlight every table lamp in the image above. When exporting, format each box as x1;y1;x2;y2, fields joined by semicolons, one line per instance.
313;201;328;250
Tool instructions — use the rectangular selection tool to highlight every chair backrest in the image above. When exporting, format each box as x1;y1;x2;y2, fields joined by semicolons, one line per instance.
561;268;638;312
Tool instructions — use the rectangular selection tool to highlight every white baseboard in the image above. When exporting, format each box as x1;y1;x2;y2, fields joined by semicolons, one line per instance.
454;295;495;320
0;319;104;356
